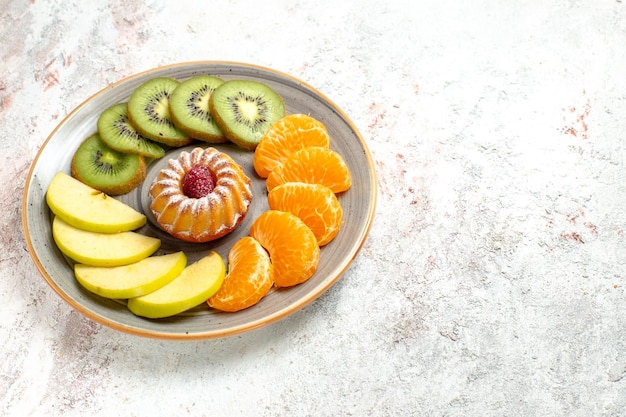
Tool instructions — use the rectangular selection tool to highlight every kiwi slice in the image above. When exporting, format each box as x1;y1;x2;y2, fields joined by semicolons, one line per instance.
127;77;192;147
209;79;285;150
71;133;146;196
169;75;227;143
97;102;165;158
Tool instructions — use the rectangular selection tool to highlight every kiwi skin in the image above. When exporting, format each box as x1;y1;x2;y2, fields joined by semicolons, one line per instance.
209;79;285;150
71;133;146;196
127;77;193;147
169;75;227;143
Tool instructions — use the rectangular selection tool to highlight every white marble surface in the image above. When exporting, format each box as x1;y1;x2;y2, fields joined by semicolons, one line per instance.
2;0;626;415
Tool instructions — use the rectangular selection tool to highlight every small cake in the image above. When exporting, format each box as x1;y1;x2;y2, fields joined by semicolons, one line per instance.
149;147;253;243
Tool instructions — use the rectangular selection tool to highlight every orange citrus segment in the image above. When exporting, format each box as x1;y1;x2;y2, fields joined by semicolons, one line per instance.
253;114;331;178
265;146;352;193
267;182;343;246
249;210;320;288
207;236;274;312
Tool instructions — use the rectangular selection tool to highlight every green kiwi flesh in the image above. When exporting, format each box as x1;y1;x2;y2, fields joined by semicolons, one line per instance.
127;77;192;147
209;79;285;150
71;133;146;196
97;103;165;159
169;75;227;143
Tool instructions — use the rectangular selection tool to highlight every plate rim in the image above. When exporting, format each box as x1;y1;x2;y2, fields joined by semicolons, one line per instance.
21;60;378;340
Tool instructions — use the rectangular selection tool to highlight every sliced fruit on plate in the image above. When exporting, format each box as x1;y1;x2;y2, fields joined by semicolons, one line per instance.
127;251;226;319
208;236;274;312
169;75;227;143
209;79;285;150
74;251;187;299
127;77;192;147
265;146;352;193
71;133;147;196
97;102;166;159
46;171;147;233
250;210;320;288
267;182;343;246
253;113;330;178
52;216;161;267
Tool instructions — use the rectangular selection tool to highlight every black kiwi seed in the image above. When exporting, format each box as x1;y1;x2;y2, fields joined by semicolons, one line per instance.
71;133;146;196
169;75;227;143
127;77;192;147
231;93;267;128
209;79;285;150
97;102;165;159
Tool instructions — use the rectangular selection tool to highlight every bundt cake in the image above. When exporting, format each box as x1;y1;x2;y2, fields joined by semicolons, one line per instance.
149;147;253;243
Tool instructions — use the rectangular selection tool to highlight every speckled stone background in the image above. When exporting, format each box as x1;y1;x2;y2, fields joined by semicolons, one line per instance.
2;0;626;416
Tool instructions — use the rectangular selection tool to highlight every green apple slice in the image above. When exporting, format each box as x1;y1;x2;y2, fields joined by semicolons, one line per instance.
46;171;146;233
52;216;160;267
74;251;187;299
127;251;226;319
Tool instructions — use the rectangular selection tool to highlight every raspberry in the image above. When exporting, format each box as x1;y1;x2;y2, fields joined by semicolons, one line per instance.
182;164;215;198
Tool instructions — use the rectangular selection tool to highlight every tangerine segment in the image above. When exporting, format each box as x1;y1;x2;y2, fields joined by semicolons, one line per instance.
207;236;273;312
265;146;352;193
250;210;320;288
253;114;330;178
268;182;343;246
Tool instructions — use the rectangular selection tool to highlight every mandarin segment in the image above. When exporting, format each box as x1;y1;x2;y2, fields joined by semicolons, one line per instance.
253;114;331;178
268;182;343;246
207;236;274;312
249;210;320;288
265;146;351;193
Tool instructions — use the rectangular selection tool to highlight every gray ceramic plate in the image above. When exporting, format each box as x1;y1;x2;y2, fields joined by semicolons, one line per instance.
22;61;377;340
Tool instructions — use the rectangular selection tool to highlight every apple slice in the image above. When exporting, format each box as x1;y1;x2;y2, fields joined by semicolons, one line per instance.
46;171;146;233
74;251;187;299
127;251;225;319
52;216;160;267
